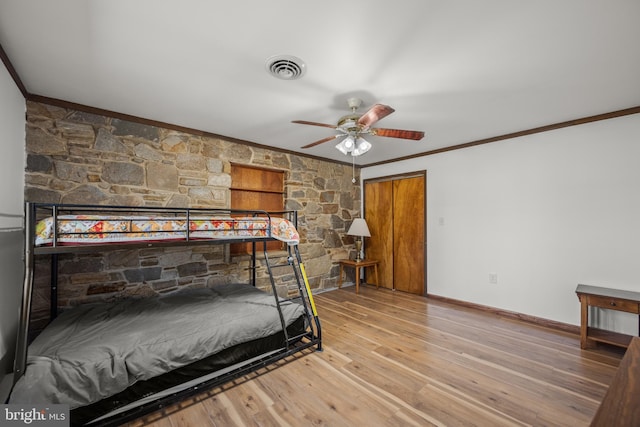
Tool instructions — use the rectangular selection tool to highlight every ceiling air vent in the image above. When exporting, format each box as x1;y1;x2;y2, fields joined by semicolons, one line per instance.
265;55;306;80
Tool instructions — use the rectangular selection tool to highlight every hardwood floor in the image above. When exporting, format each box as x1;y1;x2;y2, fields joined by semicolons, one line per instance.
127;285;624;427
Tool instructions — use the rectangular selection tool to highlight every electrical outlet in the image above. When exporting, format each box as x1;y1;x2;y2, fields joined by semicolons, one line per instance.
489;273;498;284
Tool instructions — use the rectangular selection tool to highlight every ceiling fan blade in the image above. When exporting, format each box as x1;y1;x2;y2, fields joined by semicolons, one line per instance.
371;128;425;140
301;134;341;149
292;120;337;129
357;104;395;129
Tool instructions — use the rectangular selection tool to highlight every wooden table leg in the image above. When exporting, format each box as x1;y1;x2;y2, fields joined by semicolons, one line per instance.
373;264;379;289
355;265;360;294
579;295;589;349
338;264;344;289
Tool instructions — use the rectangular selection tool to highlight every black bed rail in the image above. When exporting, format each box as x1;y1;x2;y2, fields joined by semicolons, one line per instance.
87;340;319;427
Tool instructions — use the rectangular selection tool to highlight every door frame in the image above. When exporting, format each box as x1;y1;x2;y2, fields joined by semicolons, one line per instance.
363;170;427;295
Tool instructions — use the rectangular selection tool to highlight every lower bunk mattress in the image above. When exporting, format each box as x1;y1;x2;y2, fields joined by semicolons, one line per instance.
9;283;306;420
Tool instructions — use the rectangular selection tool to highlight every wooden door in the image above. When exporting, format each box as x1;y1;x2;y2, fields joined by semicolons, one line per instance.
392;176;425;294
364;173;425;295
364;181;393;289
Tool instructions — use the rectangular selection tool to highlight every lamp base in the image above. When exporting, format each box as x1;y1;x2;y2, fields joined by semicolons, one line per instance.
355;239;363;262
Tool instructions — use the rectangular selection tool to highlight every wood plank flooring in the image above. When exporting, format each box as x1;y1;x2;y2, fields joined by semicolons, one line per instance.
127;285;624;427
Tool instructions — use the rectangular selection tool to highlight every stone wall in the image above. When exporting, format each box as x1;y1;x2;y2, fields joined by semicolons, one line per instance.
24;101;361;326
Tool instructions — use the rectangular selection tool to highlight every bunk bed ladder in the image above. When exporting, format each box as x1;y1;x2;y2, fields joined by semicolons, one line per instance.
262;242;322;352
262;241;291;348
291;244;322;351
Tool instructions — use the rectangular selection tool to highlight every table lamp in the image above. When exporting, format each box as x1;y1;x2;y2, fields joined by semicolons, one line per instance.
347;218;371;262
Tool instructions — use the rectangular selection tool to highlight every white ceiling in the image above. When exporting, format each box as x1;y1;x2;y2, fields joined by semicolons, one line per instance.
1;0;639;166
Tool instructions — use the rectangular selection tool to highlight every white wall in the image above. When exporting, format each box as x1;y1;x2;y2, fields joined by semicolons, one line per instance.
362;113;640;333
0;58;26;383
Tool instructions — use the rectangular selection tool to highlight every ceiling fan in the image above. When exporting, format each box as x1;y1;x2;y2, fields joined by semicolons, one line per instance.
292;97;425;156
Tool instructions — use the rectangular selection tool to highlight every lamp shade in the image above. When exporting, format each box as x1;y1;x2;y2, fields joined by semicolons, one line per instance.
347;218;371;237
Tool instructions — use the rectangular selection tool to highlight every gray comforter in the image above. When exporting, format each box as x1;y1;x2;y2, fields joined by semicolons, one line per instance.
9;283;305;409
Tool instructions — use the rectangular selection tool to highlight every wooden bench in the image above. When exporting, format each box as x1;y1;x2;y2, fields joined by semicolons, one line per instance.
575;284;640;349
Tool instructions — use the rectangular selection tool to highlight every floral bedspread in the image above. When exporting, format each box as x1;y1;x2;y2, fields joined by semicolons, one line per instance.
35;214;300;246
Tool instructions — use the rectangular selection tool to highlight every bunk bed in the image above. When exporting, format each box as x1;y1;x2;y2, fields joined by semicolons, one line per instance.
8;202;322;426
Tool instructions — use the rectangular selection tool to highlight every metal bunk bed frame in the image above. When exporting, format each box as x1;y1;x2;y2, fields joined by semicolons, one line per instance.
12;202;322;426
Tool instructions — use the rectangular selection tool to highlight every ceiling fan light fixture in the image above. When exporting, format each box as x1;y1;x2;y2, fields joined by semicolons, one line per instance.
337;136;371;156
335;135;355;155
344;136;354;149
351;137;372;156
295;97;424;155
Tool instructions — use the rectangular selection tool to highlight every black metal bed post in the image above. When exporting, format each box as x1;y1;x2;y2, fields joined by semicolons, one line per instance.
13;203;35;382
251;241;256;287
50;254;58;319
50;204;59;318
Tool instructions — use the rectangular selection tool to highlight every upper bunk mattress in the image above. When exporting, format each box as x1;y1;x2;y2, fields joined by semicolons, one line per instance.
9;283;305;409
34;214;300;246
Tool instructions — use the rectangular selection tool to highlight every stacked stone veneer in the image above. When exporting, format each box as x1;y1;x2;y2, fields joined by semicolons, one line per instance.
24;101;360;327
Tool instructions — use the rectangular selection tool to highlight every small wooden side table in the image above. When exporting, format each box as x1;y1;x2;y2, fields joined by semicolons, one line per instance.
338;259;380;294
575;284;640;349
